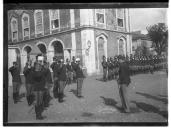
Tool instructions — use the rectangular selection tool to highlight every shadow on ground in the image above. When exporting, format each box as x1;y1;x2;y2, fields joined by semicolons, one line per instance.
131;101;168;119
136;92;168;104
69;89;78;97
100;96;140;113
81;112;94;117
96;78;106;82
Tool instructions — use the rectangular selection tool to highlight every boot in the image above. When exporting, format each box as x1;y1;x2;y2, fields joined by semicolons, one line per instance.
26;96;30;106
35;106;44;120
58;93;64;103
13;93;17;104
29;94;35;105
16;92;20;101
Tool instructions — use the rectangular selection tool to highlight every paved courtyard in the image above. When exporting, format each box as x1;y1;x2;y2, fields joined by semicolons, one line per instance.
7;71;168;123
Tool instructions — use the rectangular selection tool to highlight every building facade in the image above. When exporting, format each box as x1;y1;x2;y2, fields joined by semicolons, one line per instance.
8;9;132;81
131;31;155;55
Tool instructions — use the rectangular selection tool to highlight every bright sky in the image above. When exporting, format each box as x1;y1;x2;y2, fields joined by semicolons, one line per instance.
129;8;168;34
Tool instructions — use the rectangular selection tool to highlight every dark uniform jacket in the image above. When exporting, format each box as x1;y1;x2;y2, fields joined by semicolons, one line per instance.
75;64;84;78
66;63;73;72
118;62;131;85
23;66;33;84
9;66;21;83
44;68;53;84
102;61;108;69
31;69;46;91
50;62;60;78
58;64;67;81
71;61;77;71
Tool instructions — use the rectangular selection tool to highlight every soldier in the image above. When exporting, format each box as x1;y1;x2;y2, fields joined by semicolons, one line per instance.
117;55;131;113
101;55;108;82
23;60;34;106
66;58;73;85
32;56;47;120
113;57;118;79
150;56;155;74
50;57;60;99
71;56;77;83
58;59;67;103
43;61;53;108
75;58;85;98
9;62;22;104
107;57;113;80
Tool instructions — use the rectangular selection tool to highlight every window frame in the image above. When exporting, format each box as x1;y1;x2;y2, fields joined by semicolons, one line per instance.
116;9;125;29
22;13;30;39
49;9;60;33
11;17;18;42
95;9;106;26
34;10;44;36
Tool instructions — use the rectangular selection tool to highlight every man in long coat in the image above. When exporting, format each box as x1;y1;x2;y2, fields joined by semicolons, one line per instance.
117;55;131;113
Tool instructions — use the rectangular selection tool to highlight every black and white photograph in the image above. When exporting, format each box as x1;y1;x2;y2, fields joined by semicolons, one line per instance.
3;3;168;126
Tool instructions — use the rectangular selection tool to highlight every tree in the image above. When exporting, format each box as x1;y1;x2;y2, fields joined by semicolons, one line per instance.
135;45;150;56
146;23;168;55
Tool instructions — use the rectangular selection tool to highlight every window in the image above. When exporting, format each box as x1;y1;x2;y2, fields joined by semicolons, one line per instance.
119;39;125;55
34;10;43;34
22;13;30;38
49;10;60;30
11;17;18;41
116;9;124;28
95;9;105;24
117;18;123;27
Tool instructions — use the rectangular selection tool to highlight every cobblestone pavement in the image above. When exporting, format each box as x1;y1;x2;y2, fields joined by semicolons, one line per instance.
7;71;168;123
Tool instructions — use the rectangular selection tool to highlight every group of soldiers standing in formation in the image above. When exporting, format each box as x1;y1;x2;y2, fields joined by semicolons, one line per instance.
101;54;168;82
9;54;85;120
9;53;167;120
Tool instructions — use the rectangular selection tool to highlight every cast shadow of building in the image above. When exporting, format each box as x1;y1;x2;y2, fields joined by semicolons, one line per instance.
100;96;140;113
136;91;168;104
131;101;168;119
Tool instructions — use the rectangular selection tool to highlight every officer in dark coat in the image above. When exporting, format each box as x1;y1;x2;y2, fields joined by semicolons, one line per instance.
50;57;60;98
9;62;22;104
66;58;73;85
32;58;47;120
58;59;67;102
107;58;113;80
117;55;131;113
43;61;53;107
23;60;34;106
71;56;77;83
75;58;85;98
101;55;108;81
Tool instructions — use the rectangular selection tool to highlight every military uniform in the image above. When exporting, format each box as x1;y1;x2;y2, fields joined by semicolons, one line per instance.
66;60;73;85
32;62;47;120
9;62;22;104
102;57;108;82
23;63;34;106
75;58;85;98
58;61;67;102
71;57;77;83
117;56;131;113
50;59;60;98
107;58;113;80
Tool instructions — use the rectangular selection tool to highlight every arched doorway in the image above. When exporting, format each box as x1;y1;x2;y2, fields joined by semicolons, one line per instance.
48;40;64;63
96;35;107;73
22;45;32;72
37;43;47;61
